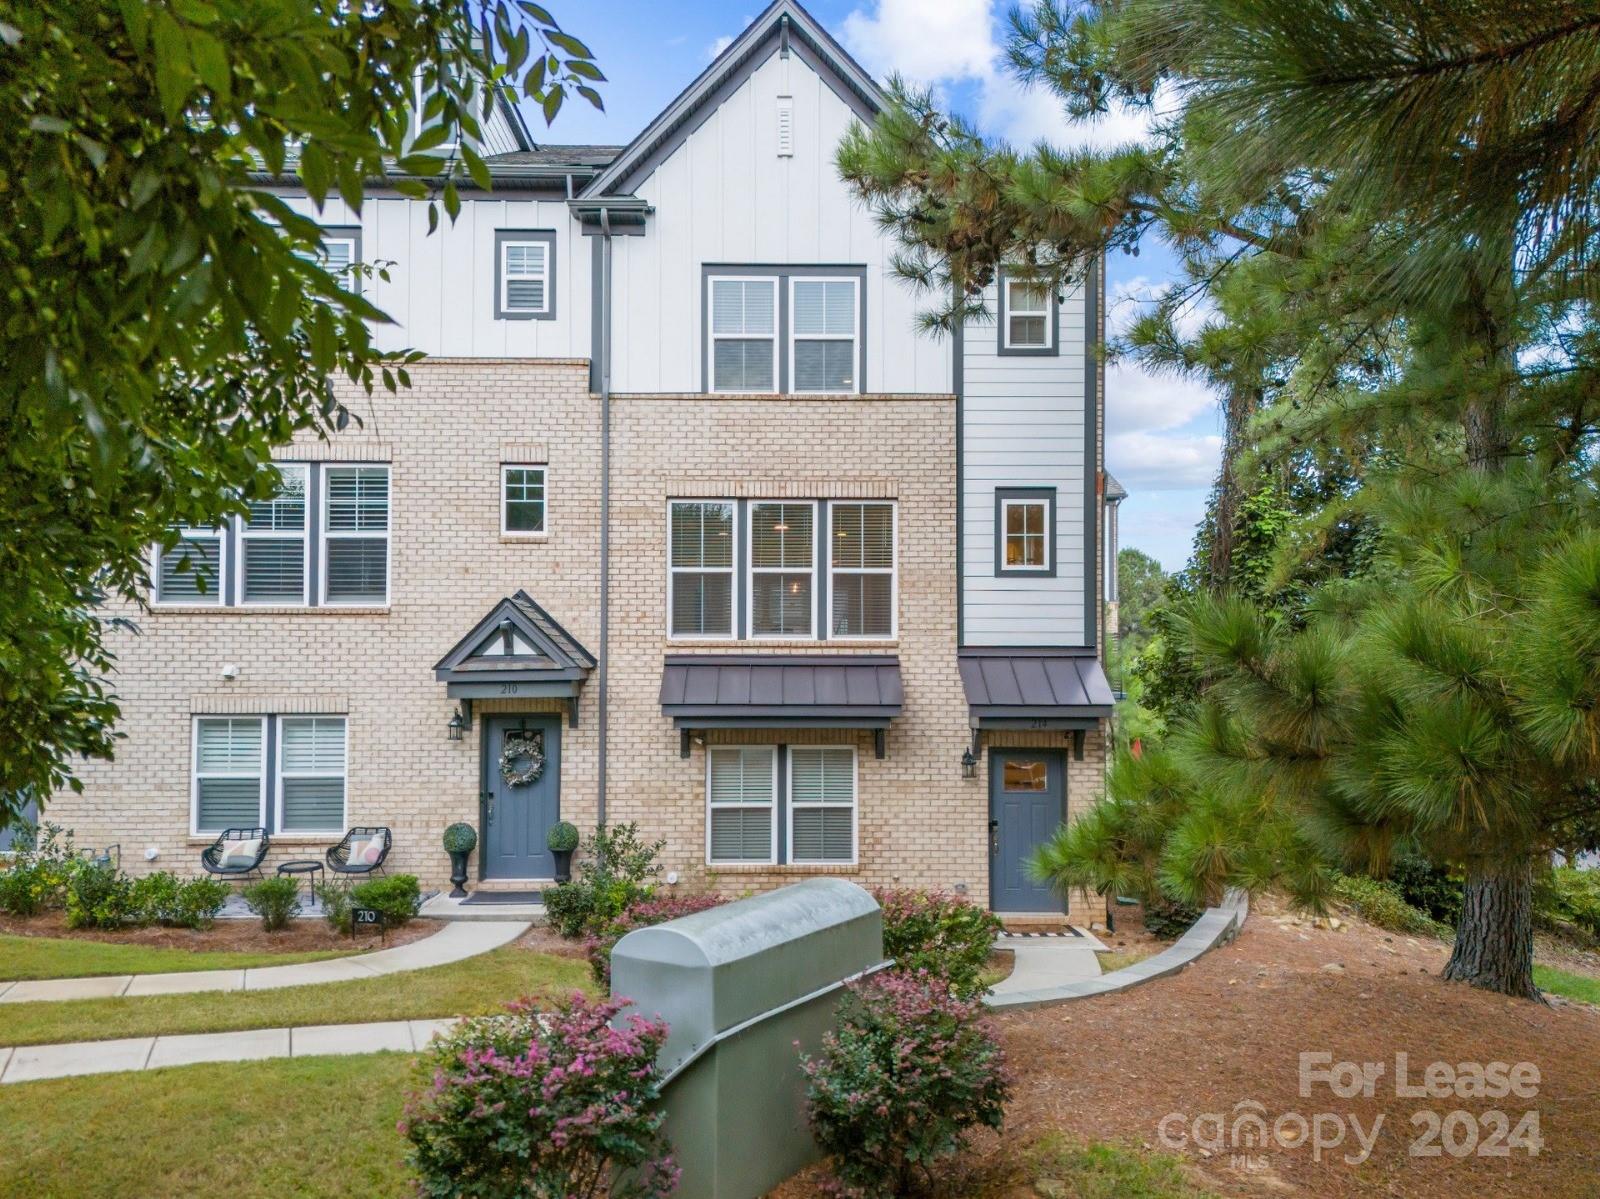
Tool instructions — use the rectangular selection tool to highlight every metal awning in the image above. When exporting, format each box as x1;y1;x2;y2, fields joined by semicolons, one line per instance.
660;655;903;757
433;591;595;725
958;652;1115;729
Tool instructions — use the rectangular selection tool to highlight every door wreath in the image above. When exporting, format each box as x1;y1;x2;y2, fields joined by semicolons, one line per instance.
499;730;546;787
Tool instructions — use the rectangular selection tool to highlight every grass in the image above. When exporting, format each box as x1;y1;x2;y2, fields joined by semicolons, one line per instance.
1023;1135;1219;1198
1535;963;1600;1005
0;946;590;1047
0;1053;415;1198
0;933;356;981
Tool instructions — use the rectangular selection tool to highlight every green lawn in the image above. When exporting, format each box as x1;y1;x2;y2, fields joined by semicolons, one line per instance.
0;946;591;1047
1022;1135;1219;1198
0;1053;415;1198
1535;963;1600;1005
0;933;357;981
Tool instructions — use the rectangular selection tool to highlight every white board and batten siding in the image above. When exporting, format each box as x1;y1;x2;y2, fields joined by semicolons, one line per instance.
274;193;591;360
608;44;951;395
962;280;1092;647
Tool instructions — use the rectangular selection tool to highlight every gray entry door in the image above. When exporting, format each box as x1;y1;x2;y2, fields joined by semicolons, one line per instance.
989;750;1065;913
483;715;560;880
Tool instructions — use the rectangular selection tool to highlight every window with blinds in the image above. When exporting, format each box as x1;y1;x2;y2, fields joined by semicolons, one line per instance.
502;465;547;534
1004;278;1050;348
710;277;778;392
791;278;858;393
193;717;264;833
750;502;814;637
241;465;308;604
707;746;776;863
830;502;895;638
156;530;225;604
278;716;346;832
501;241;549;314
670;500;735;637
323;466;389;604
789;747;856;864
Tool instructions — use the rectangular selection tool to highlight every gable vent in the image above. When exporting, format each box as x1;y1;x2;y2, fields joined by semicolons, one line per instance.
777;95;794;157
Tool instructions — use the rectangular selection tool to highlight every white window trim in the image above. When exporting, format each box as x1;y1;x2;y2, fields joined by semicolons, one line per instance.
709;275;779;395
412;76;460;150
500;464;549;537
152;527;228;608
667;499;736;641
787;745;859;866
275;715;348;837
828;501;897;641
705;745;778;866
238;463;310;607
319;464;391;607
500;240;551;316
1001;497;1052;573
190;716;266;837
1002;277;1052;351
747;499;817;640
789;276;861;395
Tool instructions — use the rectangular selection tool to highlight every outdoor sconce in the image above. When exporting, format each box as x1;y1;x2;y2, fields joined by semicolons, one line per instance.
446;709;466;741
961;747;977;779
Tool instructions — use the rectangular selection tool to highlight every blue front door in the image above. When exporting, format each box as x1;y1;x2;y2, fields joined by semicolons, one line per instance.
989;750;1066;912
483;716;560;879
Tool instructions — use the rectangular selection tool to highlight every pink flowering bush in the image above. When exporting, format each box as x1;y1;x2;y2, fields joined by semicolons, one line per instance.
872;887;1003;998
800;970;1010;1198
584;892;727;988
402;991;679;1199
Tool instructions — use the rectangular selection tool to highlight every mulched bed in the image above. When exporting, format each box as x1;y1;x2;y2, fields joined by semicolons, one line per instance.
0;911;434;954
775;896;1600;1198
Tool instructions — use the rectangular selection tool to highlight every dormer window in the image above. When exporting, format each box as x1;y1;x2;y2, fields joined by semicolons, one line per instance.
495;231;557;321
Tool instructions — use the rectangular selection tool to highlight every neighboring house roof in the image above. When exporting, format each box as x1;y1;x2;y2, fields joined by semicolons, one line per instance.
659;654;904;728
579;0;886;200
958;652;1116;723
485;146;623;169
1105;473;1128;503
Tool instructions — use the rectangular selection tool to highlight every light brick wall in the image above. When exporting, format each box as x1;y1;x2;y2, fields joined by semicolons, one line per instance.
46;360;1107;921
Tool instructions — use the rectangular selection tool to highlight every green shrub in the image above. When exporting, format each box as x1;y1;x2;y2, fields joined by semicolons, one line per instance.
0;823;76;916
318;880;353;933
1142;898;1203;940
1331;873;1449;937
351;874;422;926
1389;853;1463;927
873;888;1002;999
242;876;302;931
1535;867;1600;942
64;862;135;930
442;822;477;853
544;822;664;940
546;820;579;853
801;971;1010;1198
583;893;726;988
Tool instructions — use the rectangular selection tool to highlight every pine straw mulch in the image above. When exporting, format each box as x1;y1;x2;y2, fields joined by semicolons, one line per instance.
774;896;1600;1198
0;910;434;954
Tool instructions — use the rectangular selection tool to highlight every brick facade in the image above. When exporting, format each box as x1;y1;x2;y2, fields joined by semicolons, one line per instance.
47;359;1106;922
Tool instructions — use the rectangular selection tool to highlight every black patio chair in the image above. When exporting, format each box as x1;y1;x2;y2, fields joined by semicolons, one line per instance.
200;828;270;881
326;826;392;879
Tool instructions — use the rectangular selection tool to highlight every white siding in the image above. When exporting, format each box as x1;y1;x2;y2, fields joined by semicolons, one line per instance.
609;47;951;395
962;279;1091;646
276;193;590;360
478;103;524;156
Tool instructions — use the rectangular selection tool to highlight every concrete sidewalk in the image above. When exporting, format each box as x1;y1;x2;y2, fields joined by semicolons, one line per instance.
0;920;529;1004
987;929;1106;998
0;1017;462;1085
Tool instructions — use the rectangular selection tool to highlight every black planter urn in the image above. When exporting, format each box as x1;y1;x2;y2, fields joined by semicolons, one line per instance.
448;849;471;897
552;848;574;884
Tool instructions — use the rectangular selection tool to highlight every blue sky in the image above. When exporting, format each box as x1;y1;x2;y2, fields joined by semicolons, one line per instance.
534;0;1218;572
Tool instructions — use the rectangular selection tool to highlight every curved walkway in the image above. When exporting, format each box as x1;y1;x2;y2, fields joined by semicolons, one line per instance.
985;890;1249;1010
0;921;529;1004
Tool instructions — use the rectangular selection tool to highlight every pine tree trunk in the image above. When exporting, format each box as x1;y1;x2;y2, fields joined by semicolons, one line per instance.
1207;384;1259;588
1442;860;1541;1000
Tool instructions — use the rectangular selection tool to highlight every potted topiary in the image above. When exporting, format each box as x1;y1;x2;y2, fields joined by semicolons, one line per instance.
442;822;478;897
547;821;579;884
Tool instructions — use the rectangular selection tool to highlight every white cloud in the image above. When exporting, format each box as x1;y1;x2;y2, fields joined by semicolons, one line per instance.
1105;360;1215;440
707;34;735;60
1107;430;1223;491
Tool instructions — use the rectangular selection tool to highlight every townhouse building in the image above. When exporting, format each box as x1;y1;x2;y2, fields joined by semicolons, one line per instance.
45;0;1117;922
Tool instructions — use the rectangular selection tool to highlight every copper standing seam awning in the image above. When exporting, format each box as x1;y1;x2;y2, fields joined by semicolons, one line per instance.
958;652;1115;755
660;655;904;758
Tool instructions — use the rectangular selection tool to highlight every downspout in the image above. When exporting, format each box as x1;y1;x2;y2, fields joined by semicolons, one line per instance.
598;208;613;826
